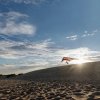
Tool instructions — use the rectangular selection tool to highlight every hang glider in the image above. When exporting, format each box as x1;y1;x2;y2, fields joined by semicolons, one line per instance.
61;57;78;64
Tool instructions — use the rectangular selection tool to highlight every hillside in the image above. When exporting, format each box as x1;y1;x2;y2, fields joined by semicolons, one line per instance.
16;61;100;81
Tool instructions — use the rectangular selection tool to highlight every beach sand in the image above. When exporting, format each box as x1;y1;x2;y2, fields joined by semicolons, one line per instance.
0;80;100;100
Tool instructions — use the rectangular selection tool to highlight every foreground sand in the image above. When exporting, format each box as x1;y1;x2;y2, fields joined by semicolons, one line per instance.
0;80;100;100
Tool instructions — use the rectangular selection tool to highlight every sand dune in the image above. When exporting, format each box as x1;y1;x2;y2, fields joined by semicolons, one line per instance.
17;61;100;81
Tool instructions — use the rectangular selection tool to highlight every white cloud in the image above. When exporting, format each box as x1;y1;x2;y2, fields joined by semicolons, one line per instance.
81;30;98;38
66;30;98;40
0;61;50;74
0;11;36;35
28;39;54;50
0;36;100;74
0;39;53;59
82;33;95;37
0;0;46;5
66;35;78;40
1;38;99;62
0;38;100;74
0;11;28;21
0;21;36;35
0;64;15;69
13;0;46;4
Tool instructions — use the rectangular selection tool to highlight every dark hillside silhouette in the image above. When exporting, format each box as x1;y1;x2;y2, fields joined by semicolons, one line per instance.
16;61;100;81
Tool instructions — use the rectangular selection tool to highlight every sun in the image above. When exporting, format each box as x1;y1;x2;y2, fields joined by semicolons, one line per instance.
70;48;91;64
71;58;88;64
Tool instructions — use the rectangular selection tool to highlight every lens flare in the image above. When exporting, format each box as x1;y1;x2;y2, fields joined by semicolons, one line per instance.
71;58;90;64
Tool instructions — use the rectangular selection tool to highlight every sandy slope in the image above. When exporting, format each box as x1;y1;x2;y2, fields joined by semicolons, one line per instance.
17;61;100;81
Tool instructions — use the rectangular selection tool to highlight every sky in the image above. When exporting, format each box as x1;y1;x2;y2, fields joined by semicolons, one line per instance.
0;0;100;74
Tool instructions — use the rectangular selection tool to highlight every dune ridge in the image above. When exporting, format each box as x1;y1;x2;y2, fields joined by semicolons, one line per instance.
16;61;100;81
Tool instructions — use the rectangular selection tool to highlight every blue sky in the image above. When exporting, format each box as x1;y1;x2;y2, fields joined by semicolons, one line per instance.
0;0;100;74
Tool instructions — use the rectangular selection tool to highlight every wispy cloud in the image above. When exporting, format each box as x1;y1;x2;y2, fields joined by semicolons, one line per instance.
0;27;99;74
82;33;95;37
0;11;36;35
0;39;53;59
66;30;98;40
0;62;50;74
66;35;78;40
0;0;46;5
81;30;98;38
0;0;61;6
0;36;100;74
0;11;28;20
